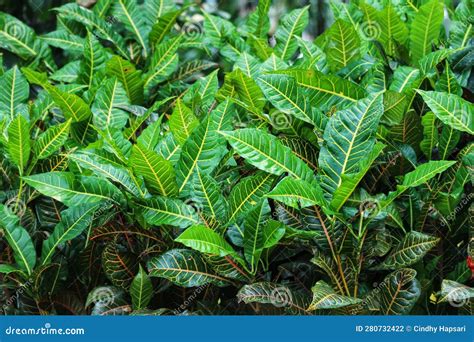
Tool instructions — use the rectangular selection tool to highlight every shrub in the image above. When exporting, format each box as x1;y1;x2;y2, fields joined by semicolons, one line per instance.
0;0;472;315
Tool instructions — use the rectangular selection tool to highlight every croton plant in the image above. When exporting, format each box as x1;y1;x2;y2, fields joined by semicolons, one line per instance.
0;0;473;315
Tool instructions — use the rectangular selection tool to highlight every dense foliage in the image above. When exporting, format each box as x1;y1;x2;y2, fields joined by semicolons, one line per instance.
0;0;473;316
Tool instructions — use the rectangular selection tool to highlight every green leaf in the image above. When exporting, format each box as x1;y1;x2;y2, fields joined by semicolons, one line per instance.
41;203;99;265
50;61;81;83
267;177;326;209
420;112;439;159
176;112;228;194
230;68;265;113
402;160;456;188
102;242;137;289
202;12;233;48
148;249;229;287
252;0;270;37
308;280;361;310
388;111;423;155
379;160;457;211
69;150;145;197
23;68;92;122
80;32;107;88
143;0;176;26
377;5;408;56
0;66;29;120
130;144;178;196
92;77;130;129
55;3;128;58
33;119;71;160
364;268;420;314
390;66;421;94
136;196;199;228
7;115;30;173
382;90;408;125
416;90;474;135
439;125;460;160
324;19;360;71
176;225;237;257
149;9;181;46
156;133;181;163
136;115;164;151
23;172;123;206
409;0;444;64
0;264;24;276
113;0;148;57
130;265;153;310
330;142;385;211
106;56;144;104
169;99;199;146
278;69;367;111
243;199;271;273
40;30;85;52
258;74;327;129
190;168;229;223
228;172;275;223
0;204;36;275
373;232;439;270
318;93;384;195
419;49;451;77
206;255;250;282
262;220;286;249
144;36;181;92
274;7;309;61
0;13;38;59
220;128;314;182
